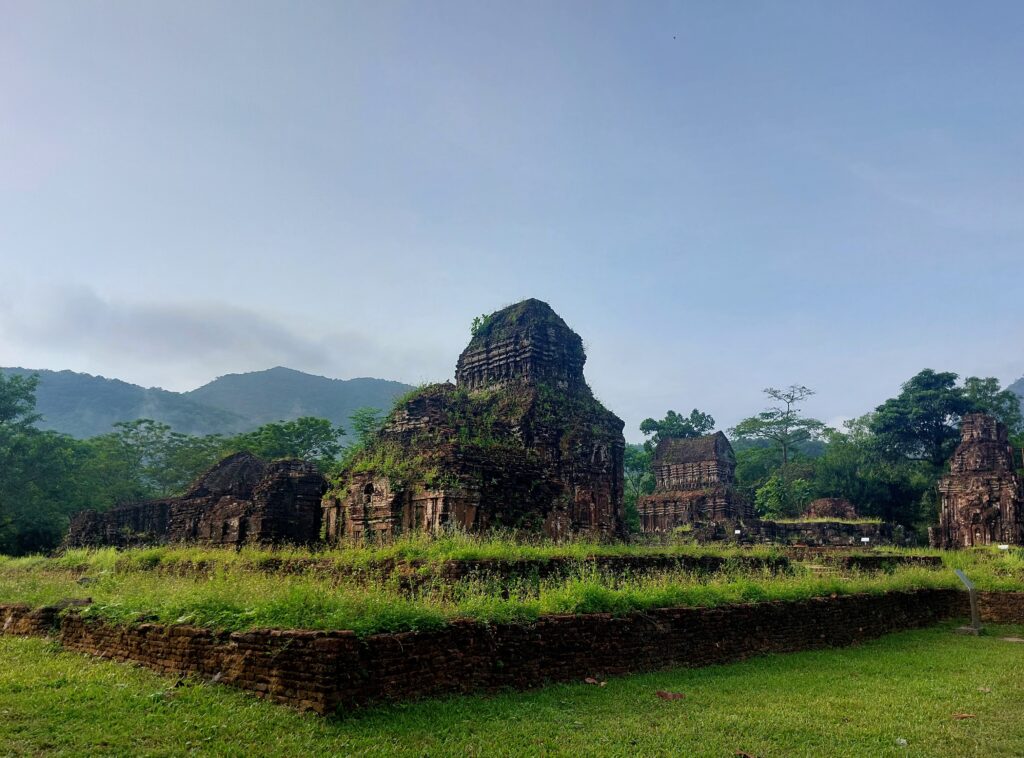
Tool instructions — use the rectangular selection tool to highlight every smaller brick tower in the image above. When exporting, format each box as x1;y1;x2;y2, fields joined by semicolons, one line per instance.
931;413;1024;548
636;432;752;533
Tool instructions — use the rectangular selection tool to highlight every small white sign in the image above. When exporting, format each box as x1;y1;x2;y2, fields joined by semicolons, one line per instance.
999;544;1010;551
734;529;741;535
860;537;871;543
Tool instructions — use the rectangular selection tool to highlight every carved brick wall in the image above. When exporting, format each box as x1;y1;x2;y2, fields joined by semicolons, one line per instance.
638;432;751;531
66;454;327;548
454;299;586;392
932;414;1024;548
66;500;174;548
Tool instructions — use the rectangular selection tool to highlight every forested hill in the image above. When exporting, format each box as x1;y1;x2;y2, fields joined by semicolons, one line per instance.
185;367;413;430
1011;375;1024;405
1;366;413;439
0;368;248;438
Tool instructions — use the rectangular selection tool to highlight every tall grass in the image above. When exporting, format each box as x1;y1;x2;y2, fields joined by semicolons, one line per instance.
3;533;785;576
3;557;1016;637
3;541;1022;637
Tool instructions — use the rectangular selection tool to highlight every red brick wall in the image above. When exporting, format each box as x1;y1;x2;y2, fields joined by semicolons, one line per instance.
978;591;1024;623
3;590;1023;714
1;604;60;636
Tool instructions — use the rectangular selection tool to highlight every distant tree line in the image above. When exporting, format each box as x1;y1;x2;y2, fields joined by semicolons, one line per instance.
0;373;359;555
625;369;1024;531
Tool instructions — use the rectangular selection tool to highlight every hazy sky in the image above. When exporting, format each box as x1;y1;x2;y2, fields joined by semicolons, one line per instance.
2;1;1022;441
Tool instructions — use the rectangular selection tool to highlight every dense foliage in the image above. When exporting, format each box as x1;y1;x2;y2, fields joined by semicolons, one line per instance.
0;373;350;555
639;409;715;450
623;444;654;531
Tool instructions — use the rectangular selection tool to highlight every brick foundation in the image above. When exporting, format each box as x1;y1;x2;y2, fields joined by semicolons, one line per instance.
1;604;60;636
3;590;1023;714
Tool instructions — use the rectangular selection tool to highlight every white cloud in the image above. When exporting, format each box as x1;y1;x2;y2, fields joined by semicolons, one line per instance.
0;284;449;391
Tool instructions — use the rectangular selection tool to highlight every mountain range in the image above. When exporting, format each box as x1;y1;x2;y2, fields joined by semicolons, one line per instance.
1;366;414;439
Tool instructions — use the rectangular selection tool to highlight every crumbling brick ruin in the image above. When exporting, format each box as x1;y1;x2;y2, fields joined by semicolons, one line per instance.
636;432;753;532
805;497;858;520
66;452;327;548
322;299;626;541
931;413;1024;549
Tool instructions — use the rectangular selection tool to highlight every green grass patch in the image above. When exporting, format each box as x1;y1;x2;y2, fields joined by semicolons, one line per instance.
2;542;1022;636
2;625;1023;755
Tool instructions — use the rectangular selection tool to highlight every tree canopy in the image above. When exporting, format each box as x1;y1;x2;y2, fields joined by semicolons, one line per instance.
228;417;345;467
963;376;1024;435
869;370;975;467
639;409;715;451
729;386;824;467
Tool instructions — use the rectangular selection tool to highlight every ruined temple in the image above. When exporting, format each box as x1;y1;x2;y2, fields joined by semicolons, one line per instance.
805;497;858;520
66;452;327;548
322;299;626;541
931;413;1024;549
636;432;752;532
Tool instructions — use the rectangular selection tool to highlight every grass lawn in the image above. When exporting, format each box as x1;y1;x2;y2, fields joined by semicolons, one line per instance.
2;624;1023;757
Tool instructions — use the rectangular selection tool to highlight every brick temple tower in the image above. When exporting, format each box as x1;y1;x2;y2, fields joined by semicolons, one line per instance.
636;432;752;532
931;414;1024;548
322;299;626;542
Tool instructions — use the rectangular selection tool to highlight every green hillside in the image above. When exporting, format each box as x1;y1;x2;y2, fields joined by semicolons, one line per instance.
0;368;247;438
186;366;413;430
1;367;413;439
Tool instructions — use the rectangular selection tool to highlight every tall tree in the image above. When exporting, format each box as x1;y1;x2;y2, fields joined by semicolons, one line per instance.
729;385;824;467
962;376;1024;435
228;417;345;467
623;443;655;532
0;373;41;429
0;373;90;554
348;407;385;445
730;386;824;517
869;370;973;467
639;409;715;451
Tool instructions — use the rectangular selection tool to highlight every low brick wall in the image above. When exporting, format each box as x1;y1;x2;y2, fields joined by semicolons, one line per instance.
792;552;943;571
979;591;1024;623
381;554;791;589
4;590;1023;714
1;604;60;636
60;616;345;713
335;589;964;707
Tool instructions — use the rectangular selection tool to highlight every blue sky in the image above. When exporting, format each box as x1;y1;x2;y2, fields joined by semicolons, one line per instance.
1;1;1022;440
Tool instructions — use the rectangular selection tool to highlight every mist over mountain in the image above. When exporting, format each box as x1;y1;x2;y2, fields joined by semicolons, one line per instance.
1;366;413;439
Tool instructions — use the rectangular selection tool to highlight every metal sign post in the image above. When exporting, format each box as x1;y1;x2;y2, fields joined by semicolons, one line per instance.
954;569;983;635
